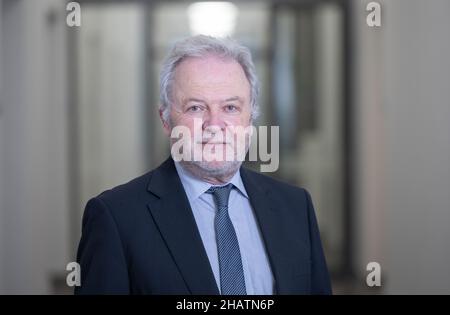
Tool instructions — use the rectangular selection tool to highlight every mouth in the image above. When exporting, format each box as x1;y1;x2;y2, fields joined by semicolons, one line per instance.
200;142;229;145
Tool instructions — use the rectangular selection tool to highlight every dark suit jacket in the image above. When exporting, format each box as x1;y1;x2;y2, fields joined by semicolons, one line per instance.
75;157;332;295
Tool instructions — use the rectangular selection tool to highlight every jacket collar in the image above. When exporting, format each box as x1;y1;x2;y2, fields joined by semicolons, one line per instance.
146;158;299;294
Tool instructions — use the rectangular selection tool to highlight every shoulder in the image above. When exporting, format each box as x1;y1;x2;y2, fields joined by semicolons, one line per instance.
82;170;155;227
241;167;312;207
95;171;153;205
241;167;317;238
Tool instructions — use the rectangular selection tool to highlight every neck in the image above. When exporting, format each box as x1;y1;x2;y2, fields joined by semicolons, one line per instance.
179;161;240;185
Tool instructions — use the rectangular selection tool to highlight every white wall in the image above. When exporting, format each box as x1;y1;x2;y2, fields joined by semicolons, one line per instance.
0;0;69;294
382;0;450;294
0;1;149;294
354;0;450;293
76;4;148;240
0;0;5;291
352;0;387;288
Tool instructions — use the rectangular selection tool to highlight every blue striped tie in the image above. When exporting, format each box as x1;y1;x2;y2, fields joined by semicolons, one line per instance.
207;184;247;295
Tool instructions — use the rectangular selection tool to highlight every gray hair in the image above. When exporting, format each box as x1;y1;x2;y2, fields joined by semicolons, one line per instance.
159;35;260;123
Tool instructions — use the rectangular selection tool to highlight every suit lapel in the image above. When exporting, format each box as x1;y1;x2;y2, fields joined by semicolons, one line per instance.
146;158;220;295
146;158;299;294
240;168;299;294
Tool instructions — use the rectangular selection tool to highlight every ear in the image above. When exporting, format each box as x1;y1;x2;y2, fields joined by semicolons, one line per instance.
159;108;171;137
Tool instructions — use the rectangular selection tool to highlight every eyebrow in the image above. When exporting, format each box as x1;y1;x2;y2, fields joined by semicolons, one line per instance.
184;96;243;104
224;96;242;103
184;98;207;104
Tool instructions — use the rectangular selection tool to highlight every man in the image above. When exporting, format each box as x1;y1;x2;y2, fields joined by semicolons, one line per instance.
75;35;331;295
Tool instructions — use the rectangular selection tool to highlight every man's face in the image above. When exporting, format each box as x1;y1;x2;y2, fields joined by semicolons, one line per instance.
162;54;252;176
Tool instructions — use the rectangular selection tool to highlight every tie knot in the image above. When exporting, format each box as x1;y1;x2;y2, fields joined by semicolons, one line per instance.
206;183;233;209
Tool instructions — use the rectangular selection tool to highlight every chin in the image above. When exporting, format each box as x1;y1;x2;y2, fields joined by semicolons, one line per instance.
192;160;242;177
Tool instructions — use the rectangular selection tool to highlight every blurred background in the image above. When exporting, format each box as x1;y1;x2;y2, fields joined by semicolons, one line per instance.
0;0;449;294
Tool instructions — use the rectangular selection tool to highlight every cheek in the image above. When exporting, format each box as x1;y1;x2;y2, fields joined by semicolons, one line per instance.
171;113;193;128
223;109;250;125
239;107;253;124
231;114;252;127
172;116;202;139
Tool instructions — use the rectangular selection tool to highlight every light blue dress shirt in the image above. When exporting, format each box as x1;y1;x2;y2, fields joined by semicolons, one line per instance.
174;162;275;295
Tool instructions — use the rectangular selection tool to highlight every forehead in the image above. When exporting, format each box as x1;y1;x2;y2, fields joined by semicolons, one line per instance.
173;55;250;100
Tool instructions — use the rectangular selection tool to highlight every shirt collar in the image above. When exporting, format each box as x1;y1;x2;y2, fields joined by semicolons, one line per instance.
174;162;249;204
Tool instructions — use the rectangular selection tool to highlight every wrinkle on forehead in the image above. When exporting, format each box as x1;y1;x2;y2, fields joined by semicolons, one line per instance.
172;55;251;105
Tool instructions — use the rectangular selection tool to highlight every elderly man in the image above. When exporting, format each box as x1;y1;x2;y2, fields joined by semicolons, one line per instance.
75;35;331;295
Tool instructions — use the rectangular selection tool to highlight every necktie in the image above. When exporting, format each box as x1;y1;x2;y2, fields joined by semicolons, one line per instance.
207;184;247;295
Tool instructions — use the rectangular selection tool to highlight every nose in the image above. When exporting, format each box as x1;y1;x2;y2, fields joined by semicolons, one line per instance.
202;107;226;131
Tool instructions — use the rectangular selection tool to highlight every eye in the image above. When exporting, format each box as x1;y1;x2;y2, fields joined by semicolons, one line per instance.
187;105;204;113
224;104;238;112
